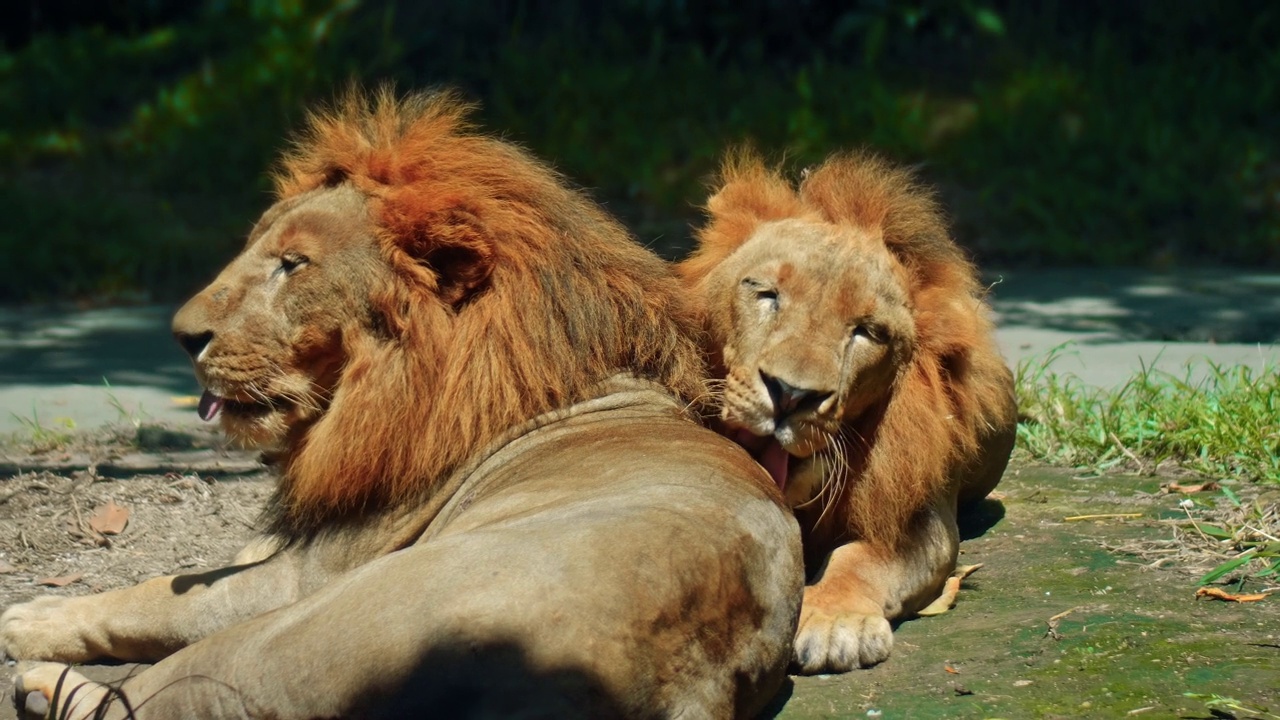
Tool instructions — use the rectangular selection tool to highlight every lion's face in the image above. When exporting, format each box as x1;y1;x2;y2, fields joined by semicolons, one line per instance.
700;219;916;490
172;185;387;449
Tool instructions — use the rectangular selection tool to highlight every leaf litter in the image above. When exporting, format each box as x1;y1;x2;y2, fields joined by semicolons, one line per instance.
1100;481;1280;589
0;467;271;609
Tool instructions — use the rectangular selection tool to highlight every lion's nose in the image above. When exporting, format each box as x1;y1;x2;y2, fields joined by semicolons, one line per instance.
174;329;214;360
759;371;832;418
173;293;217;360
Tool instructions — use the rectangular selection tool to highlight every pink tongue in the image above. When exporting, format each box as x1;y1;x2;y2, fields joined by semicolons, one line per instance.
197;390;224;422
725;428;791;491
757;439;790;492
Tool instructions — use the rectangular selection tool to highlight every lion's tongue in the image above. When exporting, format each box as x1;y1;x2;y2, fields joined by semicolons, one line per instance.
758;438;790;492
197;390;224;422
727;428;790;491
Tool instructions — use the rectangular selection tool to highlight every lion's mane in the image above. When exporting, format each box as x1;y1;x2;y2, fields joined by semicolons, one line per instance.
682;151;1011;549
266;89;706;535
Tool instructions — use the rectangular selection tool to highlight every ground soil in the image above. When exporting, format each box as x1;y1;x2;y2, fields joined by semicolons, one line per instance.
0;430;1277;719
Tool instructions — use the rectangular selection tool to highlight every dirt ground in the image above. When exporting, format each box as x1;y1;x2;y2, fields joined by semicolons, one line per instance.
1;429;1277;719
0;426;267;618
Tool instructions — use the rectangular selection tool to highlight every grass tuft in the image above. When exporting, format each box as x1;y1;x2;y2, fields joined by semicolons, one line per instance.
1017;346;1280;587
1016;346;1280;486
10;407;76;454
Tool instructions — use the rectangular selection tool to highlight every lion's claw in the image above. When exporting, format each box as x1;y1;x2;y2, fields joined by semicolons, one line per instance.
12;663;107;720
792;609;892;674
15;673;50;720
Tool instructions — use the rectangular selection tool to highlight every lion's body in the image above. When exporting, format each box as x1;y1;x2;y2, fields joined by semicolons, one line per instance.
2;92;803;719
678;151;1017;674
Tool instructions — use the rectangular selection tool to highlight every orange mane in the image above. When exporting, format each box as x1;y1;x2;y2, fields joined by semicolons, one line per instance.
266;88;706;535
682;151;1008;549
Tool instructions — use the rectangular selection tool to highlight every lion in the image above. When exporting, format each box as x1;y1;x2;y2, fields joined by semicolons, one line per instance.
2;90;804;719
677;151;1017;675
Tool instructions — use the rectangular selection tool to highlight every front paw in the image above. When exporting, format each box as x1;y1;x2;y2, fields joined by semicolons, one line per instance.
792;604;893;674
1;598;96;663
13;663;109;720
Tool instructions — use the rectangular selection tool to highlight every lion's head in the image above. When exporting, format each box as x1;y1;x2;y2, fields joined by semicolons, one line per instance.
172;89;706;536
686;217;917;465
679;151;1010;547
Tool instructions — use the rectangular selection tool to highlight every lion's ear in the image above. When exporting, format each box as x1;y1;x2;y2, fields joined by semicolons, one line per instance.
425;241;493;307
395;205;494;307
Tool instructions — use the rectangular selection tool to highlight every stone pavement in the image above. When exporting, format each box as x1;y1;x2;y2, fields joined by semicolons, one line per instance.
0;268;1277;435
988;267;1280;386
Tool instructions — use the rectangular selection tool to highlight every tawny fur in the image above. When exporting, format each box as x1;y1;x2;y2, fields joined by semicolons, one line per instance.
268;89;707;533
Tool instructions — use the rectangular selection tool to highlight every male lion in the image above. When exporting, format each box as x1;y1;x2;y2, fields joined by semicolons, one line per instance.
2;91;804;719
677;151;1017;675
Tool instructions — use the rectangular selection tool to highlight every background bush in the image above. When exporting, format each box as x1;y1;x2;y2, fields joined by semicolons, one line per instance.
2;0;1277;302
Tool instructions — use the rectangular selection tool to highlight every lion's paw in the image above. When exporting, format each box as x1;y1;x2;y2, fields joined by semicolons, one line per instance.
13;663;108;720
1;598;96;663
792;605;893;674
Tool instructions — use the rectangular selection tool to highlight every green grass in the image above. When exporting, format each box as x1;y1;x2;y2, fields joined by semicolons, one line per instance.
1016;347;1280;586
9;407;76;454
1016;348;1280;486
1186;693;1280;720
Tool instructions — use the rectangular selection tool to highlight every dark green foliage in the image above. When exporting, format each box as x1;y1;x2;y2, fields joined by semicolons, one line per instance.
2;1;1278;301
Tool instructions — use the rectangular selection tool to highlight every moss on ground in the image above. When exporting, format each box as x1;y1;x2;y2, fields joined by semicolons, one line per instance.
775;465;1280;719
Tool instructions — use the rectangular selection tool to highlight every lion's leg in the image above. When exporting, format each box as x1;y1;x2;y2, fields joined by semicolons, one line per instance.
1;550;302;664
14;496;797;720
794;497;960;674
13;541;598;720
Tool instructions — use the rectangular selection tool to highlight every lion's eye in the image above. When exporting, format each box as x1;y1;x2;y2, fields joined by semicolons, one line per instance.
756;288;779;313
853;325;883;343
742;278;779;313
275;253;309;277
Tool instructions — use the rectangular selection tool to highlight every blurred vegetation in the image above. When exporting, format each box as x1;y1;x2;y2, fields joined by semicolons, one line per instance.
2;0;1278;302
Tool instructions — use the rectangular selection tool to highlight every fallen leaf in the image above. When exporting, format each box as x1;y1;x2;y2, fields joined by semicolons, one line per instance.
919;577;962;616
944;665;960;674
1166;481;1220;494
1048;607;1080;623
919;564;985;617
1044;606;1081;640
1013;679;1033;687
36;573;83;587
0;560;16;574
88;500;130;536
1195;587;1271;603
1063;513;1143;522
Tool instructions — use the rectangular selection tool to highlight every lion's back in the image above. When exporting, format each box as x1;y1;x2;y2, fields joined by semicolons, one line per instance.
409;392;803;718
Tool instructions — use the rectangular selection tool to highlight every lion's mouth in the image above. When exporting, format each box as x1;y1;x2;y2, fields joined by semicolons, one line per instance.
195;390;279;422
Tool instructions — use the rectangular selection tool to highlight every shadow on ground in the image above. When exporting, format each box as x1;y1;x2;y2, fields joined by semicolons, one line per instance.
986;268;1280;344
0;305;201;432
0;305;191;390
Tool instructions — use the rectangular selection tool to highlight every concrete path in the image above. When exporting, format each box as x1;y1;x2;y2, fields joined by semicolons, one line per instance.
0;268;1277;435
0;304;199;434
989;267;1280;387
